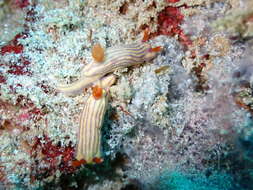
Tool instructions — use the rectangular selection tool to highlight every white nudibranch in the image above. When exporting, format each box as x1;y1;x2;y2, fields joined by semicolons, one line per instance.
56;42;159;95
75;75;116;163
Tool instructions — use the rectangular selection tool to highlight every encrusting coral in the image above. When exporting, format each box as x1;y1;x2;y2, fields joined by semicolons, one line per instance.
1;0;253;189
213;0;253;39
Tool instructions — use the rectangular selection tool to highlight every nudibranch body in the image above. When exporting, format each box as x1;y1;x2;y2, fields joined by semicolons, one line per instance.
75;75;116;163
57;42;159;95
58;40;161;164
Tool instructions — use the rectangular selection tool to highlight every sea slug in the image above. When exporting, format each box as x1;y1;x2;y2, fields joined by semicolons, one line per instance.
57;42;160;95
75;75;116;163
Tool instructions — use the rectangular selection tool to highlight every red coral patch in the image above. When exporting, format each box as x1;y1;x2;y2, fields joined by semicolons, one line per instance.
145;3;192;48
157;6;192;47
167;0;180;3
1;33;27;55
0;75;6;84
8;59;31;76
31;136;76;179
14;0;30;9
1;44;23;55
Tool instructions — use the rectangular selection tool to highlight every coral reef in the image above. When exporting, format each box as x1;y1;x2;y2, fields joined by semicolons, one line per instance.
1;0;253;189
85;0;167;34
213;0;253;40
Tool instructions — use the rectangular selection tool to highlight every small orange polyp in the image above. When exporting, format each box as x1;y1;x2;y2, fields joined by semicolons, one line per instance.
92;43;105;63
149;46;162;52
92;85;103;100
92;157;103;164
72;159;86;167
142;28;150;42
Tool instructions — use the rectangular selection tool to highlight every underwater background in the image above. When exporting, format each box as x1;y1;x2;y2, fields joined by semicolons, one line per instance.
1;0;253;189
